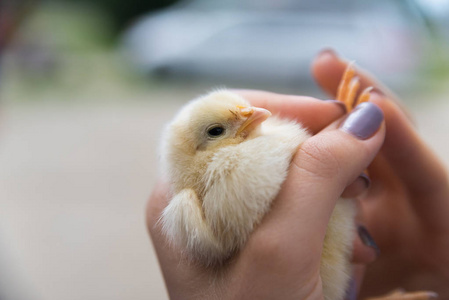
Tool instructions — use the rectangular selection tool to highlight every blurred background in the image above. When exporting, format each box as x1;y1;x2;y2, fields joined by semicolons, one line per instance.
0;0;448;299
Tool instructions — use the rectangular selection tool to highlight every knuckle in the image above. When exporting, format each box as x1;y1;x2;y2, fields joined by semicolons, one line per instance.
247;228;285;262
294;139;343;179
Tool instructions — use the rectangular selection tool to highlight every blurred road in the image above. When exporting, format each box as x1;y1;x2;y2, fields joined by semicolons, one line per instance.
0;97;187;300
0;85;448;300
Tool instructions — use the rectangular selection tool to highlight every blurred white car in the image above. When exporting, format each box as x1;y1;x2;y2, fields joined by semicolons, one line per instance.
123;0;427;87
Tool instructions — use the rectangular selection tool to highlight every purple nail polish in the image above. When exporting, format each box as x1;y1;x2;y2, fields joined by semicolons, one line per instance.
358;225;380;255
324;100;347;113
340;102;384;140
345;278;357;300
359;172;371;188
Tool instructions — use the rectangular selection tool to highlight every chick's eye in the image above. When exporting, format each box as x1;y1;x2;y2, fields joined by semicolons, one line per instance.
207;126;225;137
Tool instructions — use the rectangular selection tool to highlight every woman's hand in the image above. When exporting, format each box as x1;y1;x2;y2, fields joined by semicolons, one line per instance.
312;49;449;298
147;93;385;299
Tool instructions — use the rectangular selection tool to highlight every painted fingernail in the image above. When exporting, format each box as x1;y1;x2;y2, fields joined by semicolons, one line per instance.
358;172;371;189
340;102;384;140
358;225;380;255
345;278;357;300
324;99;347;113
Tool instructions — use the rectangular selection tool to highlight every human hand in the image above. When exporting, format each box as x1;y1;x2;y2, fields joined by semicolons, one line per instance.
312;49;449;298
147;92;385;299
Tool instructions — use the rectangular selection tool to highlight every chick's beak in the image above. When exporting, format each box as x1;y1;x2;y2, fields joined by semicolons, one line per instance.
236;107;271;135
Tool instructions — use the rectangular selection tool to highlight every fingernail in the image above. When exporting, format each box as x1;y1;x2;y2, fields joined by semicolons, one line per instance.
324;99;347;113
370;87;385;97
340;102;384;140
358;225;380;255
318;48;339;57
345;278;357;300
358;172;371;189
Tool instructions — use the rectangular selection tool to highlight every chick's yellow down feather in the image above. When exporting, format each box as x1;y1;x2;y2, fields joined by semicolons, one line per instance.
160;90;355;300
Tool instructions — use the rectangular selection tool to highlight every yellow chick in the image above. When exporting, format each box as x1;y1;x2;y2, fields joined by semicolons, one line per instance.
159;89;355;300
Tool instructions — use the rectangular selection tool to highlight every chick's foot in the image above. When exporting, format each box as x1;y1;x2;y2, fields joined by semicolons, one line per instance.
336;62;372;112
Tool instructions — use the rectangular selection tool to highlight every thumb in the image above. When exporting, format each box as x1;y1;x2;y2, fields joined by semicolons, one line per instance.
257;102;385;258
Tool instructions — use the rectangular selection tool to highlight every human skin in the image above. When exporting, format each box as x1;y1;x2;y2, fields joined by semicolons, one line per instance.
147;50;449;299
147;90;385;298
312;49;449;298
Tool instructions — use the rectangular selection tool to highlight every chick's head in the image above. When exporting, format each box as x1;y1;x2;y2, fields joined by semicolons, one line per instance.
169;90;271;152
163;90;271;192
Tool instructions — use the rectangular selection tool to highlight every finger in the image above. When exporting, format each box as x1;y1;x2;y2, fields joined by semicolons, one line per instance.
311;50;449;228
311;49;413;122
311;49;397;100
352;205;379;264
352;228;378;264
341;173;371;198
234;89;346;134
251;102;385;261
146;180;170;232
369;92;449;230
145;181;197;296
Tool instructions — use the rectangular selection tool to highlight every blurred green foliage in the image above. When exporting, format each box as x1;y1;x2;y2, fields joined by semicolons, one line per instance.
28;3;114;49
63;0;179;33
2;1;160;103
